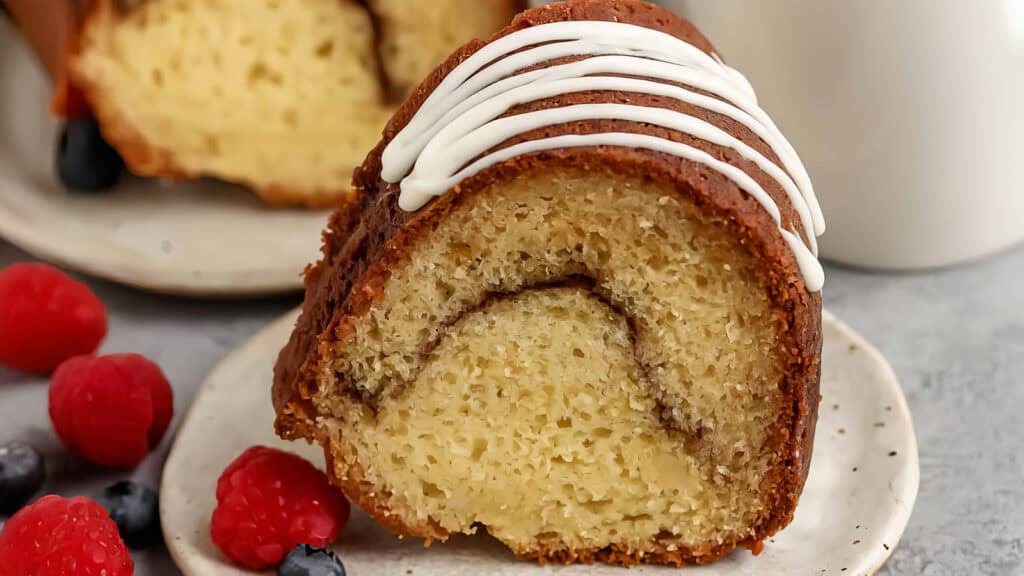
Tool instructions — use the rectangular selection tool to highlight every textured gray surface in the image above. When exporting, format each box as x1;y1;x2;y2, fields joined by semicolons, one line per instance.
1;238;1022;575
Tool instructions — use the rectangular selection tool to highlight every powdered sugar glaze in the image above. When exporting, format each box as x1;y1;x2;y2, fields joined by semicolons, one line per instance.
381;21;826;292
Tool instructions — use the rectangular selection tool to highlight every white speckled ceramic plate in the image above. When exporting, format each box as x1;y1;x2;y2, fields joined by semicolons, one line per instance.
162;309;919;575
0;21;328;296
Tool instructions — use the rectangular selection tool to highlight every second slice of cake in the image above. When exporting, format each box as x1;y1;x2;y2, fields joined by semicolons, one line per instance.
67;0;523;207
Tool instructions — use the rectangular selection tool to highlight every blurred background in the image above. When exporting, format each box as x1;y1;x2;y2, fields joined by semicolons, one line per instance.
673;0;1024;269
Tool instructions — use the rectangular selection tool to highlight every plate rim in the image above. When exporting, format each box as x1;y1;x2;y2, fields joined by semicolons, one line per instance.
820;309;920;575
0;209;309;297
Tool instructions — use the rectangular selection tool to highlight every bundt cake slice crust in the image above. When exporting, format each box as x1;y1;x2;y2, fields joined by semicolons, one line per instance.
274;0;821;566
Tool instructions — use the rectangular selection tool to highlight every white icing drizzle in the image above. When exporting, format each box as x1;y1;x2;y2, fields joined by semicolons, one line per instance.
380;21;826;292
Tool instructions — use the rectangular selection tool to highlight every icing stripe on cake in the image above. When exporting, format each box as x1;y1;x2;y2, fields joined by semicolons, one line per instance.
381;21;826;292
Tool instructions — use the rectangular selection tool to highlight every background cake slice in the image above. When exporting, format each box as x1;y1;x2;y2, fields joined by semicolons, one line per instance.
274;0;825;566
68;0;522;207
366;0;523;98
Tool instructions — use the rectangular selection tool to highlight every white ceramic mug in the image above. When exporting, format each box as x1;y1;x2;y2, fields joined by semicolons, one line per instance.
664;0;1024;270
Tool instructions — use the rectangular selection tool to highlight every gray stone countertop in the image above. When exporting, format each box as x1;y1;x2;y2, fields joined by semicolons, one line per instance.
1;239;1021;576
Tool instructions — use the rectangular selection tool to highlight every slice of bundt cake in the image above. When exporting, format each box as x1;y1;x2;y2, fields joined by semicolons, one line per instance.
67;0;522;207
274;0;825;566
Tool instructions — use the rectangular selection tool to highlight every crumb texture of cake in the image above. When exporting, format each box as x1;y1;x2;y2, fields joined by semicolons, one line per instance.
328;171;788;556
274;0;825;566
69;0;522;207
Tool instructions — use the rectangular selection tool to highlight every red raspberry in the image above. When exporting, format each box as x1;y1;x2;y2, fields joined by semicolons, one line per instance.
0;495;133;576
211;446;351;570
49;353;174;468
0;263;107;374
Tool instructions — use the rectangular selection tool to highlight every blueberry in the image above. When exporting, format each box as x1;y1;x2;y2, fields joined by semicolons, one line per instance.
278;544;347;576
56;117;124;192
0;442;45;515
97;481;162;549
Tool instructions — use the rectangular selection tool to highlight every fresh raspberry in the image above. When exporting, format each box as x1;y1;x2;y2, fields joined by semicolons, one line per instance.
0;263;107;374
211;446;351;570
0;495;133;576
49;353;174;468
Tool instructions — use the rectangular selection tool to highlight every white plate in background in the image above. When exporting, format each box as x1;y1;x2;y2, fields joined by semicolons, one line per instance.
162;309;919;575
0;20;328;296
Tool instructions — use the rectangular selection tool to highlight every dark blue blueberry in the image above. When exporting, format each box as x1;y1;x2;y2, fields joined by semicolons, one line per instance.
97;481;162;549
56;117;124;192
0;441;45;515
278;544;347;576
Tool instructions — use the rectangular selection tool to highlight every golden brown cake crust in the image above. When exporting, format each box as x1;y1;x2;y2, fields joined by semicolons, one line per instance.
274;0;822;565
